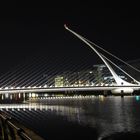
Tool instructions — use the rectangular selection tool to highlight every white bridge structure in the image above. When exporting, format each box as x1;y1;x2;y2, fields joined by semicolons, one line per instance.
64;25;140;94
0;25;140;95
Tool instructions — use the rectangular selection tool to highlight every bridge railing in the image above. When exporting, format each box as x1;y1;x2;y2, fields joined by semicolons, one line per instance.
0;111;32;140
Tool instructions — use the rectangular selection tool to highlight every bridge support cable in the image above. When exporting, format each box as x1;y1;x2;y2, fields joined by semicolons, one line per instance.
73;34;140;85
64;25;139;86
30;55;93;87
0;56;52;87
29;54;94;87
0;55;48;84
0;46;95;88
0;56;38;82
18;55;69;87
16;56;58;87
0;61;34;87
94;71;112;85
16;55;65;87
82;37;140;73
1;57;56;88
0;54;70;87
101;53;140;84
0;56;48;87
80;36;140;85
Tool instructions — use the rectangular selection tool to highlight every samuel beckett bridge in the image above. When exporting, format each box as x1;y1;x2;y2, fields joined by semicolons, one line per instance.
0;25;140;95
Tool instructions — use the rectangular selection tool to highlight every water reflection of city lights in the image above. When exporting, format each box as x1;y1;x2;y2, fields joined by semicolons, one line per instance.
29;93;32;98
32;93;36;98
99;95;104;101
136;96;140;101
5;93;9;98
2;95;4;100
10;94;12;100
18;93;21;98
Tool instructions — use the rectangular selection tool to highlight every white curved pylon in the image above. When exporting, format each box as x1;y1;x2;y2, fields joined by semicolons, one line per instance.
64;25;138;86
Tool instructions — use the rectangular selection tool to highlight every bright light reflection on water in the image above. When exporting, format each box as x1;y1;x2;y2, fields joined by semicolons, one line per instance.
136;96;140;101
1;95;140;140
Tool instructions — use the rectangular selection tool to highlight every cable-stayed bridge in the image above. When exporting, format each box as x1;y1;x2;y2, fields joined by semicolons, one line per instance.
0;25;140;95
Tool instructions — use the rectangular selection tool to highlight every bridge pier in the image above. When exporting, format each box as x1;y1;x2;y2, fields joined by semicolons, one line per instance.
121;94;124;98
103;90;108;97
121;90;124;98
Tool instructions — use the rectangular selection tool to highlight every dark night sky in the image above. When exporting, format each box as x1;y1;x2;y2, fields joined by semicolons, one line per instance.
0;2;140;74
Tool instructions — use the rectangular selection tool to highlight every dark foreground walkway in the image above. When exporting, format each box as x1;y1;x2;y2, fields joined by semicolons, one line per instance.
0;111;44;140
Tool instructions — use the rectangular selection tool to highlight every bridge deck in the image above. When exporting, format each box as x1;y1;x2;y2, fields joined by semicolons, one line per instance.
0;86;140;94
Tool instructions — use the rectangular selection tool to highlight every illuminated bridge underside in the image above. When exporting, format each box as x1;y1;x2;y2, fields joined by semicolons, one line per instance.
0;86;140;94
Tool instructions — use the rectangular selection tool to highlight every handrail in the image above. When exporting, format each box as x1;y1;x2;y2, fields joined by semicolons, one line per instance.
0;111;32;140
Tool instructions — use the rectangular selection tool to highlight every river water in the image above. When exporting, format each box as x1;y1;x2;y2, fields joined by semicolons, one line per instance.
1;95;140;140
